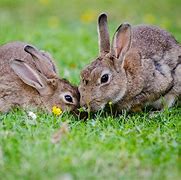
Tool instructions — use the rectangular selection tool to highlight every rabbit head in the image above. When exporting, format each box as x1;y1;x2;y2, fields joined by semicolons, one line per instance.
79;13;142;112
10;45;79;113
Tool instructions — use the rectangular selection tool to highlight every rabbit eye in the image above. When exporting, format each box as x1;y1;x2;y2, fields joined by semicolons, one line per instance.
64;95;73;103
101;74;109;83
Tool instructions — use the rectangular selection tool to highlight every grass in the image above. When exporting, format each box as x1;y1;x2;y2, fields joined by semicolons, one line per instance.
0;0;181;179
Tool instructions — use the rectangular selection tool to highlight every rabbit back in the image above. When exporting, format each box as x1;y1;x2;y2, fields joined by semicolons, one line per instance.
131;25;181;68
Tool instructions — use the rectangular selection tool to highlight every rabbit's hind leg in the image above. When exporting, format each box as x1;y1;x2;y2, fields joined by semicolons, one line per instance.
172;64;181;97
151;93;176;110
152;64;181;110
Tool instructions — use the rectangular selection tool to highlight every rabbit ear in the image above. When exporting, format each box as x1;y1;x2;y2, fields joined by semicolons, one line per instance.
111;23;132;60
98;13;110;56
10;59;53;96
24;45;57;79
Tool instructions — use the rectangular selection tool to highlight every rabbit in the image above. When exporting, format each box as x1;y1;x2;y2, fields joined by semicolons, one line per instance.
0;41;80;113
79;13;181;112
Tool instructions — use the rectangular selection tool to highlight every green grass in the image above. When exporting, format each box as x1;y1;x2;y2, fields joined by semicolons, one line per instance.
0;0;181;179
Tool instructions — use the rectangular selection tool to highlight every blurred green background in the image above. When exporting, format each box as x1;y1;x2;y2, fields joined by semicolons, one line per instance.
0;0;181;84
0;1;181;179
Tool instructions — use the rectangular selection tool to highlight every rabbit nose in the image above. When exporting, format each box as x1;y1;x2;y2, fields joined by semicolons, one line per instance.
81;102;92;112
81;97;90;106
81;104;88;110
80;98;88;107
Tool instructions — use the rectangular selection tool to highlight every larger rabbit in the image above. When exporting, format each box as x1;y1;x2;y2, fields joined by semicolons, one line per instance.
0;41;79;113
79;13;181;112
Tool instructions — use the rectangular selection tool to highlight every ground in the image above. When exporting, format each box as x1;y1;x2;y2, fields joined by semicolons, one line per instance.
0;0;180;179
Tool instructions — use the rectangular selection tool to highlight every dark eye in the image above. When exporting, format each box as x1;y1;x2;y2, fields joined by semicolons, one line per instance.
101;74;109;83
64;95;73;103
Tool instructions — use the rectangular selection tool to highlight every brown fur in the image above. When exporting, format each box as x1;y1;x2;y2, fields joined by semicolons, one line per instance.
79;13;181;112
0;41;79;113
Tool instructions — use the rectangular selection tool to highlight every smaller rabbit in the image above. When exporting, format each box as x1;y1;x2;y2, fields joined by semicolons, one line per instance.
79;13;181;112
0;41;79;113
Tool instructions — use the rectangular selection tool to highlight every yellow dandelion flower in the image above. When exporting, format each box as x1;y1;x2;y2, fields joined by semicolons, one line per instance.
52;106;62;116
39;0;50;6
80;10;97;23
143;14;156;24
